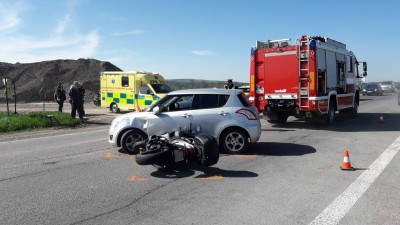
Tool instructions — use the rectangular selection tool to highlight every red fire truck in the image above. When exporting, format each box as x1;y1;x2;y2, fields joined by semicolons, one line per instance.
249;35;367;124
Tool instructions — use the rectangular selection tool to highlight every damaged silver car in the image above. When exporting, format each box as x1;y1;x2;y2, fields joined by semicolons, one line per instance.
108;88;261;154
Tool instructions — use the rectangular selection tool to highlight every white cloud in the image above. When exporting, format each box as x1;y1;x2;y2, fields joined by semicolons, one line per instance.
0;31;100;63
0;0;27;32
111;30;147;36
54;15;71;34
191;50;214;56
0;1;100;63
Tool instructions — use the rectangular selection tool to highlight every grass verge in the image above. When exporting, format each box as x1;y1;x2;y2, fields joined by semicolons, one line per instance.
0;112;81;133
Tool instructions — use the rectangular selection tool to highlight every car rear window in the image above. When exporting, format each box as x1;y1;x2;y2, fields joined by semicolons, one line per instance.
237;92;252;107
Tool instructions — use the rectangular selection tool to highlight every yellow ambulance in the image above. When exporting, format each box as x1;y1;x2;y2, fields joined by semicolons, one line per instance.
100;71;174;112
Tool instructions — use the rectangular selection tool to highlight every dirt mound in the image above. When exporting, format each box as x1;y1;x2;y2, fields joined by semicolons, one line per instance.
0;59;122;102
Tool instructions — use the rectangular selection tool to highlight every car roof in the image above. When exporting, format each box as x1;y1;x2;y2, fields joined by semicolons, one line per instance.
168;88;243;95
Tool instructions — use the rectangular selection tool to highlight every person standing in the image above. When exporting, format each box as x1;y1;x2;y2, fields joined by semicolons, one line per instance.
224;79;234;89
77;82;86;116
54;83;67;112
69;81;84;119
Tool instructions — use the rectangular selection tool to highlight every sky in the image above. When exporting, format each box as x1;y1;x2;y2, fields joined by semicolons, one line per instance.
0;0;399;83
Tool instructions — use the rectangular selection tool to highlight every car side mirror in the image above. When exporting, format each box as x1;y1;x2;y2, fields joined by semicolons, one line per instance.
153;106;161;115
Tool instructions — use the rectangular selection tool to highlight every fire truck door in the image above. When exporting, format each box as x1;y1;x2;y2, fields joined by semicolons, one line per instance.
318;71;327;96
336;62;346;93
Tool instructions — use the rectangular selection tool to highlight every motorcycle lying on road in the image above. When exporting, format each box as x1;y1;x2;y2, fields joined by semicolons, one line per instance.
134;128;219;170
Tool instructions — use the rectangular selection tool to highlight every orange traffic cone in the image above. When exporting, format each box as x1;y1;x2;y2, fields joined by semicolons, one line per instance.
378;115;385;123
340;150;355;171
136;102;141;112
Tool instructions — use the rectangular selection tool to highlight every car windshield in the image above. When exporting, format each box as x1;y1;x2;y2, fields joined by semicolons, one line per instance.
366;84;378;88
381;82;393;86
150;84;174;94
146;94;194;112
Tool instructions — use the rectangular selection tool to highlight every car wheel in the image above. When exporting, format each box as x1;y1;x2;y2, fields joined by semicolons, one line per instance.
220;128;249;154
111;103;120;113
121;129;147;154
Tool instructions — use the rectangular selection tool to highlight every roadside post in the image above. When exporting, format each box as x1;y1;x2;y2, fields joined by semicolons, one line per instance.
3;77;13;115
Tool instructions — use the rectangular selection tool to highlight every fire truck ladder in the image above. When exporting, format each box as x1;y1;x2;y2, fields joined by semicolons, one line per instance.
298;37;310;108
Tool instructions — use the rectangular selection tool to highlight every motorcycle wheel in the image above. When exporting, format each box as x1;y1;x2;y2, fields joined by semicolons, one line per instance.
135;149;173;166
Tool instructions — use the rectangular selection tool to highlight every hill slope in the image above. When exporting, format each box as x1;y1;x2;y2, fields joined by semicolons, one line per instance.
0;59;248;102
0;59;121;102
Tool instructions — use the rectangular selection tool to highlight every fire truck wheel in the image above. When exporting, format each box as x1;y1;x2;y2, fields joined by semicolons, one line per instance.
326;102;335;125
350;102;358;117
111;103;120;113
267;113;288;124
220;128;249;154
121;129;147;154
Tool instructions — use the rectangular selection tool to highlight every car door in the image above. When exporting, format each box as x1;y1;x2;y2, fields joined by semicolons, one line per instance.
144;94;194;135
189;94;231;137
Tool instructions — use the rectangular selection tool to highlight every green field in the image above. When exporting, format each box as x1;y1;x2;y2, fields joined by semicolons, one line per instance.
0;112;81;133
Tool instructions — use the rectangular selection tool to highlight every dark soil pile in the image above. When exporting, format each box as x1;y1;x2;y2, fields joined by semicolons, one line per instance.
0;59;122;102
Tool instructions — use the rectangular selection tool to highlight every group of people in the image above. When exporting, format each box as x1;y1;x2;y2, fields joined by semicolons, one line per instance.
53;81;86;119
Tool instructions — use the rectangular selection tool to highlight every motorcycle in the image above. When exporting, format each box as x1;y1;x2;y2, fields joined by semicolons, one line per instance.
134;127;219;170
93;93;101;106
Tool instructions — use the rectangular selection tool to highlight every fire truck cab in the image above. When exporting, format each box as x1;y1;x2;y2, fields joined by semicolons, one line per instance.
249;35;367;124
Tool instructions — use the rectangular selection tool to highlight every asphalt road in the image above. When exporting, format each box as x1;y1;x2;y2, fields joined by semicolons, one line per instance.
1;92;400;225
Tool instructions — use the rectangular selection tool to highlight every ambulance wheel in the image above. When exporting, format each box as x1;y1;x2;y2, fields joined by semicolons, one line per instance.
111;103;120;113
121;129;147;154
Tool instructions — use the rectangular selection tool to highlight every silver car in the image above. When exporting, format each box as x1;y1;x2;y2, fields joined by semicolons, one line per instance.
108;88;261;154
380;81;395;93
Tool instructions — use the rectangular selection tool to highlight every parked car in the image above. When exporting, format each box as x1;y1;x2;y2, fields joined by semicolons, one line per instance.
380;81;395;93
108;89;261;154
365;83;383;96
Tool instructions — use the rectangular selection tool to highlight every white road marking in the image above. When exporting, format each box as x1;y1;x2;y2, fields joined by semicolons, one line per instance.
309;135;400;225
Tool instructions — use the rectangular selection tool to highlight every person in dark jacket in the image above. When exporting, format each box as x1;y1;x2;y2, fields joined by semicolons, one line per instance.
69;81;84;119
224;79;234;89
77;83;86;116
54;83;67;112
